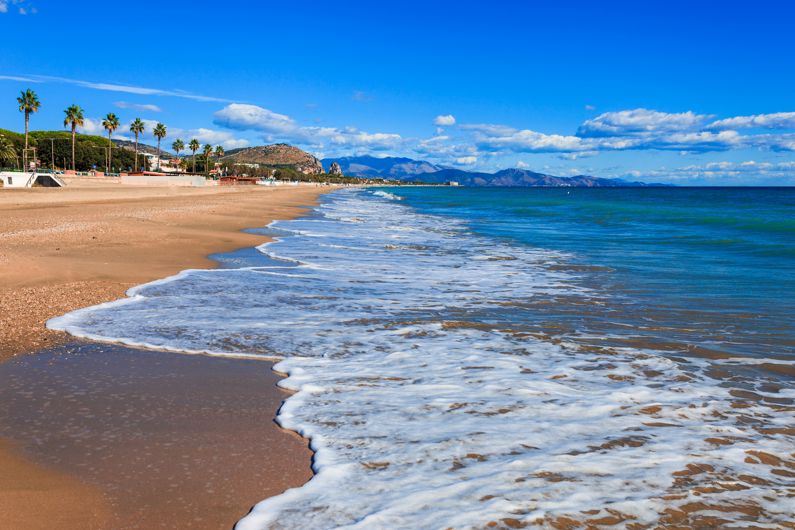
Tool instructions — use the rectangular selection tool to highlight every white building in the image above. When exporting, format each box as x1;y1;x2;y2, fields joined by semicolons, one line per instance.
0;171;65;188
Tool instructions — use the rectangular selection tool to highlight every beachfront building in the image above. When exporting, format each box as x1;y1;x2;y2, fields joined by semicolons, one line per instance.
0;171;65;188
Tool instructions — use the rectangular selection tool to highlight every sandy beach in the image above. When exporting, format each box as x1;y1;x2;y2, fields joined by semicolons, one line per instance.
0;183;330;529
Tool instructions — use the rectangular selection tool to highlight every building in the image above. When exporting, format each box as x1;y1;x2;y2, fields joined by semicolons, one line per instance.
0;171;64;188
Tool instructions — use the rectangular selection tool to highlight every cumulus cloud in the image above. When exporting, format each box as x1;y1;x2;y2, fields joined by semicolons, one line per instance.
114;101;162;112
474;127;588;153
433;114;456;126
213;103;402;151
79;118;105;135
214;103;297;134
708;112;795;130
456;156;477;165
577;108;710;137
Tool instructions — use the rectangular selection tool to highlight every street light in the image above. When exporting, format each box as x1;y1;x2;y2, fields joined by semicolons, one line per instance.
44;137;70;172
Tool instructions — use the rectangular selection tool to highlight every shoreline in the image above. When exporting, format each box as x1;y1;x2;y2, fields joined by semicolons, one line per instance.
0;183;334;529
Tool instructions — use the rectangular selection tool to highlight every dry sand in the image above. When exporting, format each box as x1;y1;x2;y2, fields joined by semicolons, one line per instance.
0;183;331;529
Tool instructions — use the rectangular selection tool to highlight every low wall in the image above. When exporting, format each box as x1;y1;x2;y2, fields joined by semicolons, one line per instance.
120;175;207;187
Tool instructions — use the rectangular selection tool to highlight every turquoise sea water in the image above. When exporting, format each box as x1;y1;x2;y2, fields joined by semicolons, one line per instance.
49;187;795;528
393;186;795;370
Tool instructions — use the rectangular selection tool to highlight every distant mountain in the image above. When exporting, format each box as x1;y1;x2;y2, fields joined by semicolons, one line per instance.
322;155;666;187
223;143;323;174
322;155;442;179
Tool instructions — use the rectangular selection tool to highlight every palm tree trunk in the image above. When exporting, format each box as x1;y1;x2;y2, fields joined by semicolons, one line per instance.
157;139;161;171
192;152;196;173
134;134;139;172
107;133;112;173
71;125;76;172
24;112;29;170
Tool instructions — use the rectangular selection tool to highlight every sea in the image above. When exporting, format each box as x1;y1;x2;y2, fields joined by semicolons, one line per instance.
49;186;795;529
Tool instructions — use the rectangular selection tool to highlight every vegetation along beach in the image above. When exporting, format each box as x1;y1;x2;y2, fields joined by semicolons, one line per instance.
1;2;794;529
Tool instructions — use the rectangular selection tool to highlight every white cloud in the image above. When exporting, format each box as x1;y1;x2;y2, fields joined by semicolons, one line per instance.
80;118;105;135
584;104;596;111
627;160;795;185
352;90;373;102
475;128;588;153
577;108;709;137
214;103;297;134
708;112;795;130
456;156;477;165
433;114;456;126
0;73;231;102
213;103;402;151
0;2;7;13
114;101;162;113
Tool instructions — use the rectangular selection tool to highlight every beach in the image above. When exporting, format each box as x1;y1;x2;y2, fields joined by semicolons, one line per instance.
0;183;329;529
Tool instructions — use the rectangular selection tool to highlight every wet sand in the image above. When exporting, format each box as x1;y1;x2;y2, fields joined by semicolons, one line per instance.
0;342;312;529
0;184;330;529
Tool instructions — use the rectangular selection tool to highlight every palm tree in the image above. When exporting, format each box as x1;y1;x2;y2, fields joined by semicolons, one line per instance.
130;118;145;172
63;105;84;172
153;123;167;171
0;135;18;169
189;138;200;173
17;88;41;168
214;145;225;176
202;143;213;176
102;112;120;173
171;139;184;172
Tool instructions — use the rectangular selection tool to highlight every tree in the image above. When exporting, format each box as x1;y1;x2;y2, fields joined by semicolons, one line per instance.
153;122;167;171
102;112;120;173
189;138;200;174
130;118;145;172
171;139;184;172
0;134;18;169
214;145;225;176
63;104;85;172
17;88;41;168
202;143;213;176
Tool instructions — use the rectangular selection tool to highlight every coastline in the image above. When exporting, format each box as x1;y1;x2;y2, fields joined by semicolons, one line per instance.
0;183;333;529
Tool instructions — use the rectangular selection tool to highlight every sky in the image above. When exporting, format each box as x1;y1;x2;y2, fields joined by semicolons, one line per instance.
1;0;794;185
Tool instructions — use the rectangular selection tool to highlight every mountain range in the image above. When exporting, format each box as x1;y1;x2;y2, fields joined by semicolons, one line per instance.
322;155;665;187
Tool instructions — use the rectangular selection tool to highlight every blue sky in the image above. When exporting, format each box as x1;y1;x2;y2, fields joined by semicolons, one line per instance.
1;0;794;184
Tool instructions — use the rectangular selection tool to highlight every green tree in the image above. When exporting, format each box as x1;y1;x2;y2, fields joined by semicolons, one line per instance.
101;112;120;173
17;88;41;167
189;138;200;173
214;145;225;176
130;118;145;172
171;139;184;171
202;143;213;176
0;134;18;169
63;104;84;172
153;122;167;171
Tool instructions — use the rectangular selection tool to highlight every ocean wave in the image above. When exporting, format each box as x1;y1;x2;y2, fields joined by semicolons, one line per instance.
49;189;795;529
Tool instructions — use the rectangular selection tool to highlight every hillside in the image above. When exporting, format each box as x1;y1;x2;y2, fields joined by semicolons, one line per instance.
222;143;323;175
113;138;171;157
321;154;666;187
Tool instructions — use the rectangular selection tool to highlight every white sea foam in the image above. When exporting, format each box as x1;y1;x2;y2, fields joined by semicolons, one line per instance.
48;189;795;529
